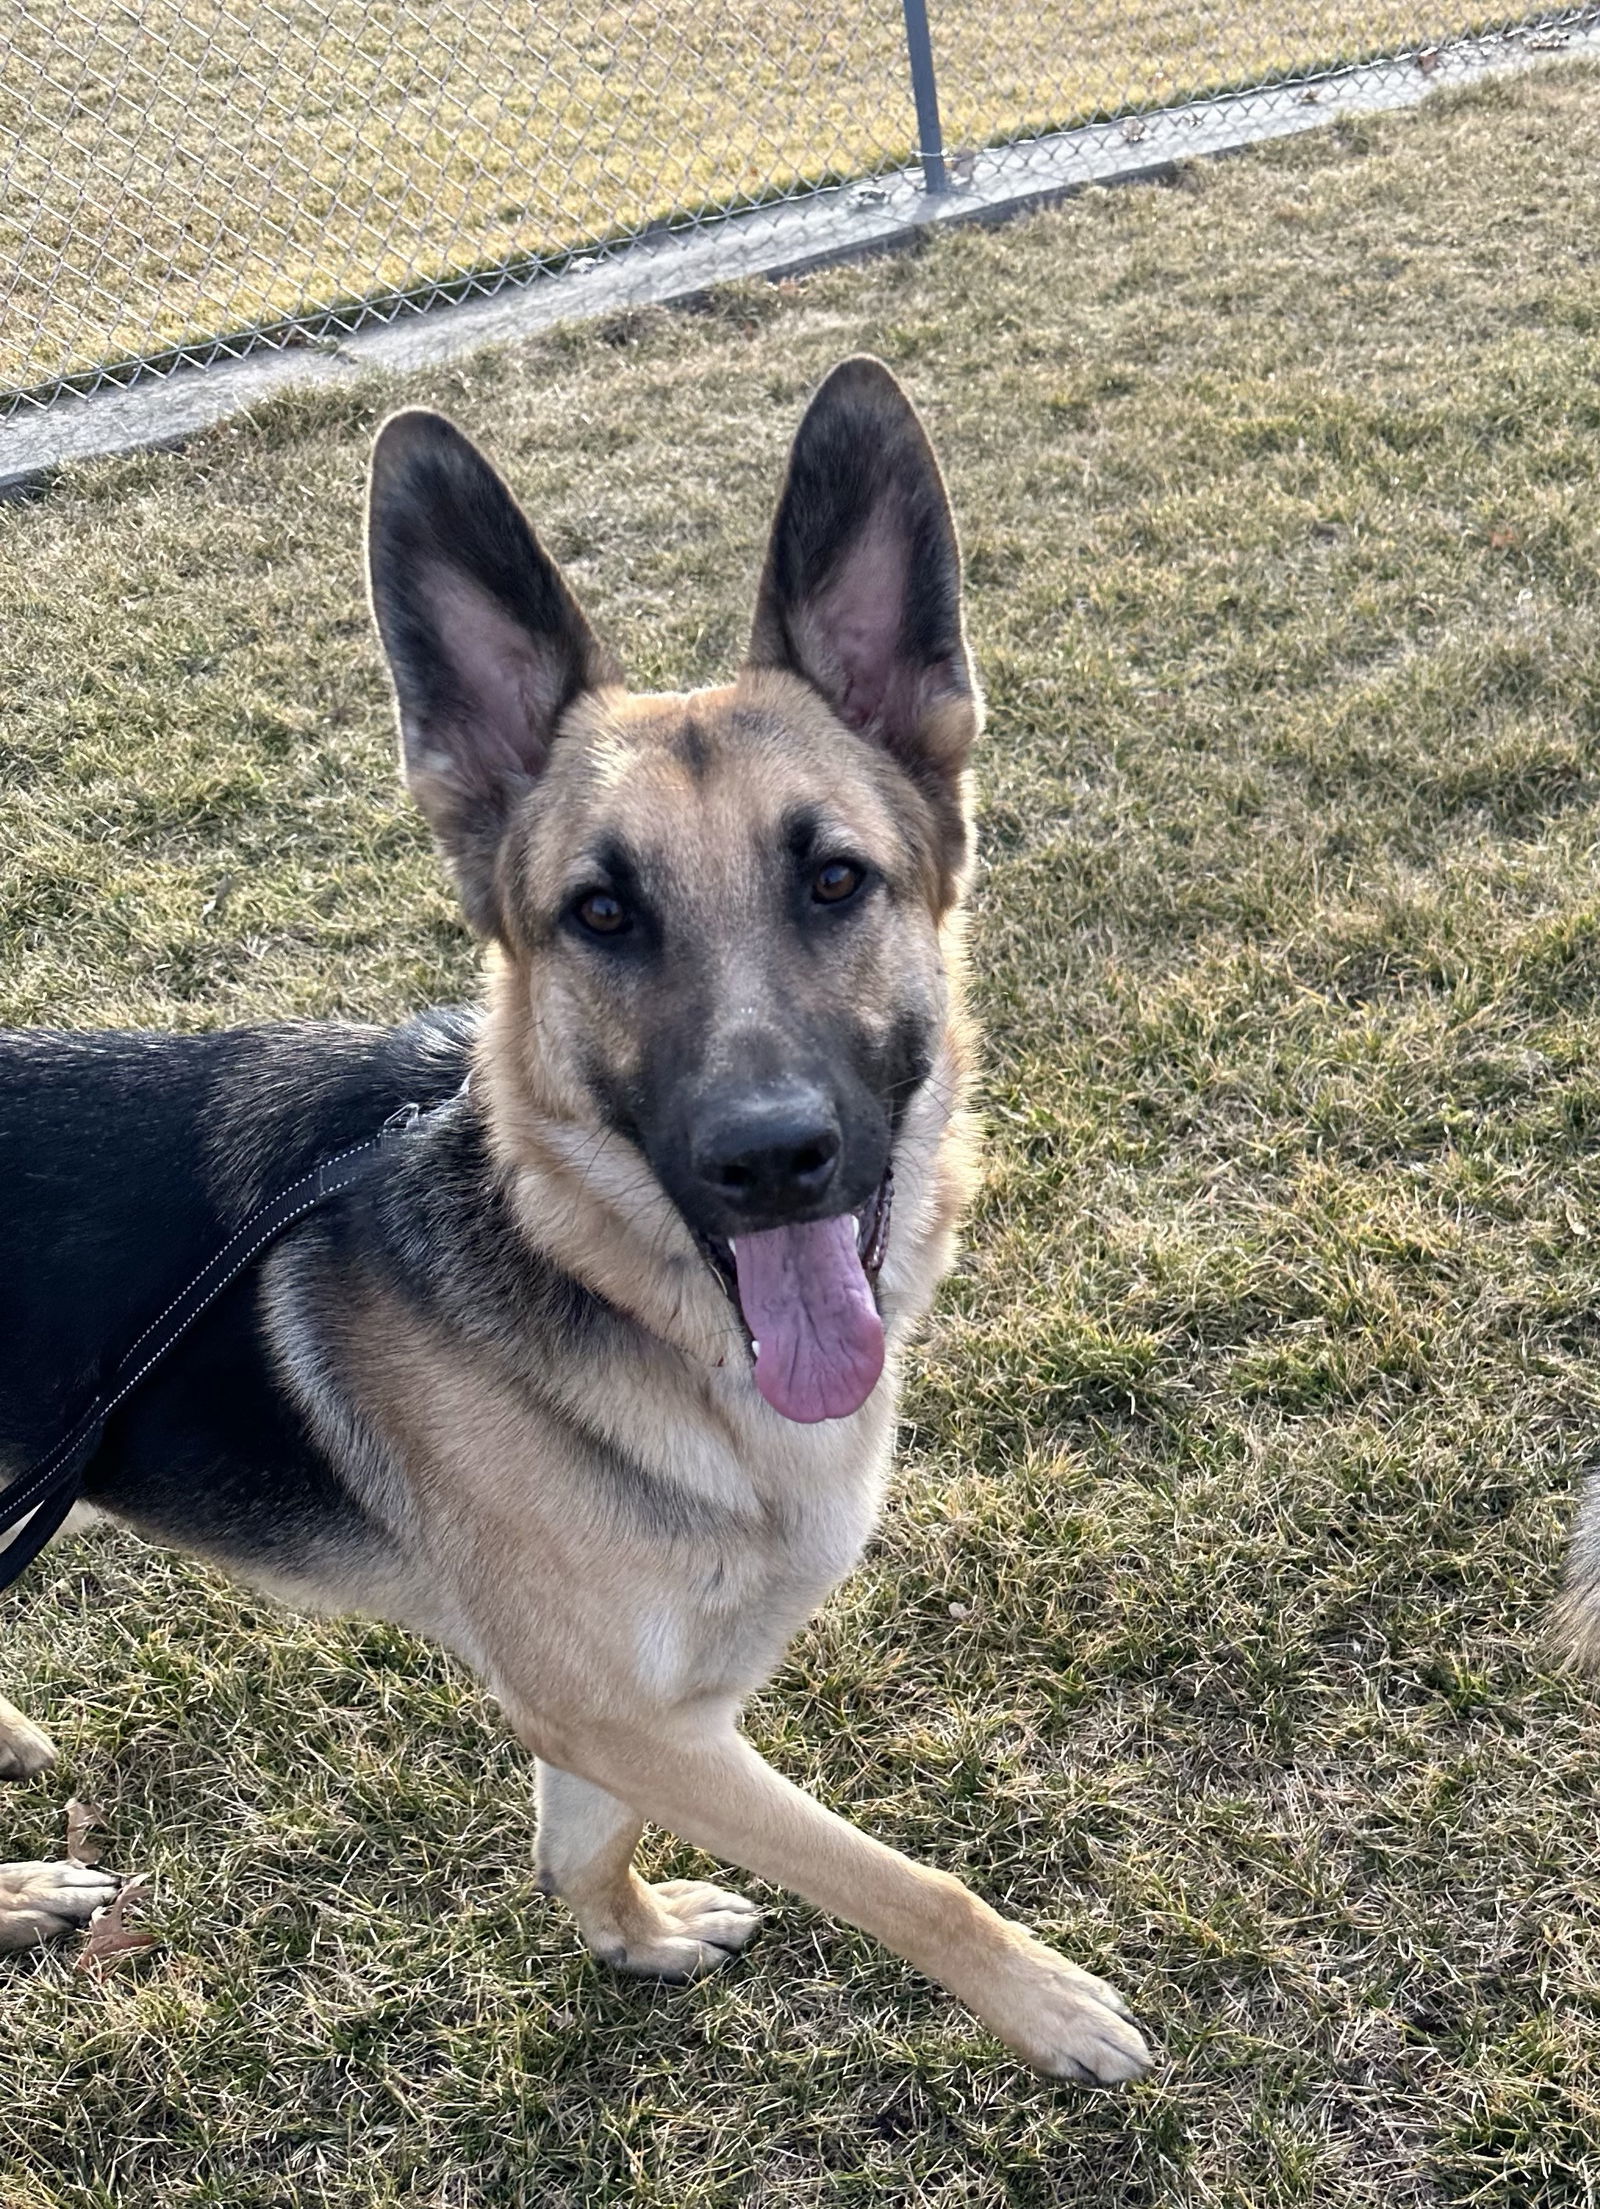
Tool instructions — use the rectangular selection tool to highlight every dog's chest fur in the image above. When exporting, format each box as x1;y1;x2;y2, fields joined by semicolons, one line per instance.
287;1057;961;1717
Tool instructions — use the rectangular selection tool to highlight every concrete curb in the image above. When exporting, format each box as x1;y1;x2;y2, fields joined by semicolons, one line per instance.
3;19;1596;496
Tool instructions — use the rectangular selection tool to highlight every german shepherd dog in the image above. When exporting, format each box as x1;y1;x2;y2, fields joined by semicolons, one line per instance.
0;359;1150;2084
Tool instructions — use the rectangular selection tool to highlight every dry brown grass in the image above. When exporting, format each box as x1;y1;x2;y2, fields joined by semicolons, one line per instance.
6;0;1503;392
3;65;1600;2207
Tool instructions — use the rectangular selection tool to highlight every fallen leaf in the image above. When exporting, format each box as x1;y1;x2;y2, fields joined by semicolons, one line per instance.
65;1797;105;1866
76;1875;160;1977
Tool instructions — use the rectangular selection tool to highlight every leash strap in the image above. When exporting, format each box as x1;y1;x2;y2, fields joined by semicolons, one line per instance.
0;1108;423;1594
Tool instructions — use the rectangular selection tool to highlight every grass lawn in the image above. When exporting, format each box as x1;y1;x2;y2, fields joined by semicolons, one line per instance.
5;0;1521;397
4;61;1600;2207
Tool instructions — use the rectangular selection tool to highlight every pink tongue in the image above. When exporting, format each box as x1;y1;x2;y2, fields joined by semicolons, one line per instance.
731;1213;885;1423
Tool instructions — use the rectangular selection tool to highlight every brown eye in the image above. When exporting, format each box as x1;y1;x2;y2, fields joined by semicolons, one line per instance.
574;890;629;937
813;860;865;906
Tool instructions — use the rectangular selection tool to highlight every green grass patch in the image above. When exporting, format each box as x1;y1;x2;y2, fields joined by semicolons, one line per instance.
4;64;1600;2207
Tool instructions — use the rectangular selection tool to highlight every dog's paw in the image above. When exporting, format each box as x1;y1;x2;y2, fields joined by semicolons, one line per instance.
0;1697;57;1781
983;1937;1153;2086
593;1878;763;1982
0;1861;121;1953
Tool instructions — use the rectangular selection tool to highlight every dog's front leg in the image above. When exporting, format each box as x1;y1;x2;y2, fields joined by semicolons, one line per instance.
534;1759;760;1980
0;1692;124;1952
546;1715;1150;2085
0;1860;122;1952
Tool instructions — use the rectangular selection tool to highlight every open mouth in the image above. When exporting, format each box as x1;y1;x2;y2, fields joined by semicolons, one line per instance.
700;1170;893;1425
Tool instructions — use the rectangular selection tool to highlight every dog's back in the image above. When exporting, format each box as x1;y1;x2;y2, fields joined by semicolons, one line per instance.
0;1012;474;1500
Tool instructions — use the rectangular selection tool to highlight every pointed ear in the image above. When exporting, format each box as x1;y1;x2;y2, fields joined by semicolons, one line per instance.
367;409;621;936
747;356;979;832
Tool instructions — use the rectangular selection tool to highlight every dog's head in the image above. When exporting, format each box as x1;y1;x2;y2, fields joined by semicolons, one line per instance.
367;358;978;1423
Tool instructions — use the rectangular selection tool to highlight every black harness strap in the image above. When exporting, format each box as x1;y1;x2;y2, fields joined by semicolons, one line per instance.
0;1106;426;1594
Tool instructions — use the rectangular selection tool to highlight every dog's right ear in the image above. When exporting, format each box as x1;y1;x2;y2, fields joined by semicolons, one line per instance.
367;410;620;937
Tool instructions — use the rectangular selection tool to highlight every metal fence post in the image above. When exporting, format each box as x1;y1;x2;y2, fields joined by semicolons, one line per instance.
900;0;949;196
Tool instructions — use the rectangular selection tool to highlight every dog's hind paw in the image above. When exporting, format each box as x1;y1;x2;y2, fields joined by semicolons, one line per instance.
0;1861;121;1953
590;1878;763;1982
0;1697;57;1781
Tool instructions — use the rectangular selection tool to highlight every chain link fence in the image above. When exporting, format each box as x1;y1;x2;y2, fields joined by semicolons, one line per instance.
3;0;1594;416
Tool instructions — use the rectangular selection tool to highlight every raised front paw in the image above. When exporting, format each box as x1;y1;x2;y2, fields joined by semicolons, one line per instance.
591;1877;763;1982
0;1860;122;1953
985;1935;1153;2086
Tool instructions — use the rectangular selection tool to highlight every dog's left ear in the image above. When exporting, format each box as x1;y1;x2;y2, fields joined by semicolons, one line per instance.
748;357;979;823
367;409;621;936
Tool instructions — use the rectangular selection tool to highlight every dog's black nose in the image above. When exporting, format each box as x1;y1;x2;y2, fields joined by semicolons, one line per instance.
691;1083;842;1220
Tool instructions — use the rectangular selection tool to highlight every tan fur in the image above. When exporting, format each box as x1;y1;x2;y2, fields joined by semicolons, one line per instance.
269;670;1148;2083
1551;1586;1600;1672
1;679;1144;2079
0;1693;57;1782
0;1860;120;1950
3;381;1151;2079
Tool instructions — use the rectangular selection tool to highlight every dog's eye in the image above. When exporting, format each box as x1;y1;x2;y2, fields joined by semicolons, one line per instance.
812;861;865;906
573;890;630;937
